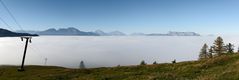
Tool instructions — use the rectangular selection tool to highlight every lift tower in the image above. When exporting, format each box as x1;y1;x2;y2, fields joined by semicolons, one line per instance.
18;36;32;71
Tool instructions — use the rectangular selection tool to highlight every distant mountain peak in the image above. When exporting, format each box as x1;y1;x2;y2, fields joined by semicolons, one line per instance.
95;29;104;32
67;27;80;31
94;30;126;36
109;31;126;36
95;29;107;36
45;28;57;32
130;33;146;36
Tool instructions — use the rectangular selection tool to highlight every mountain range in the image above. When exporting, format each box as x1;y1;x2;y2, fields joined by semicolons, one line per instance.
38;27;99;36
144;31;200;36
16;27;200;36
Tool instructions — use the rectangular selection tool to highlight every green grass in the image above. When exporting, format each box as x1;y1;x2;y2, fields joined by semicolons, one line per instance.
1;54;239;80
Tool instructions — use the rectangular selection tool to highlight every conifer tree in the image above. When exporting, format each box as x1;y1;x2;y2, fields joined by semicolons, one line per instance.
153;61;157;64
117;65;121;67
208;46;213;58
172;59;176;64
237;46;239;53
199;43;208;59
213;36;226;56
140;60;146;65
226;43;234;53
79;61;85;69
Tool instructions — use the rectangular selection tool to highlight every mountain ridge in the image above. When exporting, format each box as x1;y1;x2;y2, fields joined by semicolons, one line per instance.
16;27;201;36
0;28;38;37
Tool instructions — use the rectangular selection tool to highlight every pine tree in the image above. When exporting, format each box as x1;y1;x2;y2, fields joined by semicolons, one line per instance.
226;43;234;53
208;46;213;58
213;36;226;56
199;43;208;60
117;65;121;67
140;60;146;65
237;46;239;53
79;61;85;69
172;59;176;64
153;61;157;64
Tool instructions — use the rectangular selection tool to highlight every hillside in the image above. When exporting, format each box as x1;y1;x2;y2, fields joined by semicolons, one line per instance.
0;28;38;37
1;54;239;80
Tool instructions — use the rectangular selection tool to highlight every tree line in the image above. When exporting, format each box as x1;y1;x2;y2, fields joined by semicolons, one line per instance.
199;36;237;60
81;37;231;68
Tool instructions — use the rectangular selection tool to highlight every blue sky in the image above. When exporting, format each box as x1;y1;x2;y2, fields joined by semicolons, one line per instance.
0;0;239;34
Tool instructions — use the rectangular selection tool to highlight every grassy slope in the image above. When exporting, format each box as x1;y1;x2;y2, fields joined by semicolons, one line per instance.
1;54;239;80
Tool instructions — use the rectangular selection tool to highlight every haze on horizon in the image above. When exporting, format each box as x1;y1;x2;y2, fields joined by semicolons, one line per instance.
0;0;239;35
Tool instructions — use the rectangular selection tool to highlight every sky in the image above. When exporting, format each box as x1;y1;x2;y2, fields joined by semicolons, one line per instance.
0;0;239;34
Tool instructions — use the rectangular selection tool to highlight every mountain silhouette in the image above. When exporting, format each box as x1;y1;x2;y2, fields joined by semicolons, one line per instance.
38;27;99;36
0;28;38;37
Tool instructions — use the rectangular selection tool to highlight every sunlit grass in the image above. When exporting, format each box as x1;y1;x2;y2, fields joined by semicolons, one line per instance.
1;54;239;80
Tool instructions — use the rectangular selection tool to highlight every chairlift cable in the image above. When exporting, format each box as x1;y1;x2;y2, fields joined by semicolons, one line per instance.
0;0;25;32
0;16;14;31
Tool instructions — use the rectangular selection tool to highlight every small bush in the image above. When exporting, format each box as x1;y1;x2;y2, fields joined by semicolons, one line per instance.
140;60;147;65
